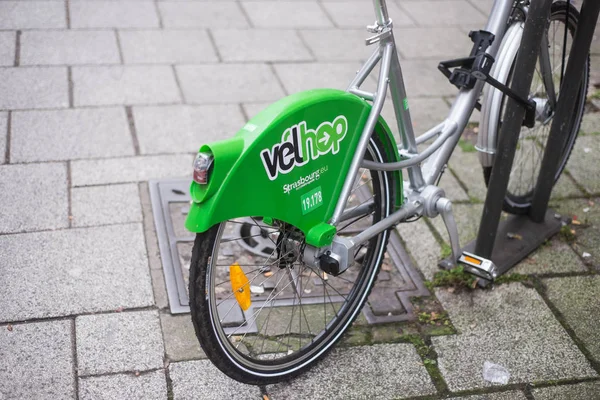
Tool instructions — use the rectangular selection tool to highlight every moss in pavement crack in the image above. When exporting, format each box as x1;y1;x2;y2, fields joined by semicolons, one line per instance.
403;335;448;394
559;224;577;243
494;273;529;284
458;138;477;153
426;266;477;291
426;266;531;292
440;243;452;260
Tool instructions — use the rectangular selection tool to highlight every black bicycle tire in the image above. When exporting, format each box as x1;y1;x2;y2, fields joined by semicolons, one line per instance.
188;133;396;385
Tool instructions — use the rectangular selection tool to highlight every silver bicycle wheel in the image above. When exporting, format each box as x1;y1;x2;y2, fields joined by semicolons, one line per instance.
479;1;588;214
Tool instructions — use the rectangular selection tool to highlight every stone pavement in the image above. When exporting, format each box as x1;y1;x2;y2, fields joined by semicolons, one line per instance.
1;0;600;399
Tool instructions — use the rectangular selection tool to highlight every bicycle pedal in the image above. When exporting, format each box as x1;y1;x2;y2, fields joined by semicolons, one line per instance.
458;252;498;282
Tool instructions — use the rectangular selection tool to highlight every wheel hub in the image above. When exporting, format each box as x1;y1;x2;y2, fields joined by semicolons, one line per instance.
532;97;553;125
276;229;304;268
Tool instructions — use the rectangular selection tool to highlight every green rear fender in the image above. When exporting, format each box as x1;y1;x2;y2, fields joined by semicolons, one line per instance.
185;89;402;247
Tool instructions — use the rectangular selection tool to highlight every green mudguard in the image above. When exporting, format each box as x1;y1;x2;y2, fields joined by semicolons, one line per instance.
185;88;402;247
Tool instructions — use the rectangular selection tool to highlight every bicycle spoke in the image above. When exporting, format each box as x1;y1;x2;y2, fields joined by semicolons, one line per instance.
194;135;392;379
502;7;581;207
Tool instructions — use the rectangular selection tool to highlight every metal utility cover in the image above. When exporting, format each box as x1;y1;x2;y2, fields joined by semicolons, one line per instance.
150;179;429;323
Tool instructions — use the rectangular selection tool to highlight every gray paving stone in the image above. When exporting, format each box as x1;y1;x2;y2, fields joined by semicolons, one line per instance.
79;370;167;400
432;284;597;391
440;170;470;202
467;0;496;15
0;1;66;29
0;67;68;110
160;313;206;361
0;112;6;164
380;96;450;134
448;146;488;201
0;224;154;322
0;32;15;66
119;30;218;64
71;184;142;227
394;27;472;59
402;0;486;26
150;268;169;310
593;28;600;56
469;104;482;123
321;1;414;28
556;196;600;226
177;64;284;103
579;112;600;135
268;344;436;399
158;1;249;28
400;59;459;97
0;320;74;400
430;202;484;246
71;154;194;186
11;108;133;162
273;62;367;94
532;381;600;400
543;275;600;362
169;360;260;400
588;67;599;99
242;102;271;120
551;174;586;199
76;310;164;376
512;237;587;275
242;1;333;28
133;105;245;154
457;25;490;42
448;392;527;400
397;219;442;281
70;1;159;29
20;31;120;66
212;29;312;62
0;163;68;234
551;197;600;268
137;182;171;310
566;135;600;195
299;29;374;61
73;66;181;106
137;182;163;274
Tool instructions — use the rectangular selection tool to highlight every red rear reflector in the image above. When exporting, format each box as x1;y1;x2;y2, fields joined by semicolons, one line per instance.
193;152;214;185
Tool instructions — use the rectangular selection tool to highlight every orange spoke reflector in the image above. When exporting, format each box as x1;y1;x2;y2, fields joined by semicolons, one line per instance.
230;263;251;311
463;255;482;265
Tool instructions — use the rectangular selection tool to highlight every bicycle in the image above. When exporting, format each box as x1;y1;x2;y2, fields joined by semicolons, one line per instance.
184;0;589;385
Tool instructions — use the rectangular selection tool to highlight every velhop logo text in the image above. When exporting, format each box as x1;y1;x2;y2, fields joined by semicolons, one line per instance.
260;115;348;181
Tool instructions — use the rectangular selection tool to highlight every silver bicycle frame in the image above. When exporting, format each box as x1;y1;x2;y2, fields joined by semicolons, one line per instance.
328;0;515;247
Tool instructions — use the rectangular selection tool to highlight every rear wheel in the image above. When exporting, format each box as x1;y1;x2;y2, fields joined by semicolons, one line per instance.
188;134;395;384
483;1;588;214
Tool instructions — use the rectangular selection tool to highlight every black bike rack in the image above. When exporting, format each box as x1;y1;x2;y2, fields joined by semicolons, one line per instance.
442;0;600;278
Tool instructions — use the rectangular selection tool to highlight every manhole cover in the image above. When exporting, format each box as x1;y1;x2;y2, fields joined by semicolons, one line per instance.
150;179;429;323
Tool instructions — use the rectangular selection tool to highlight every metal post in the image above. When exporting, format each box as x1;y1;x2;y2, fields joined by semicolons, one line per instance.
530;0;600;222
474;0;552;258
